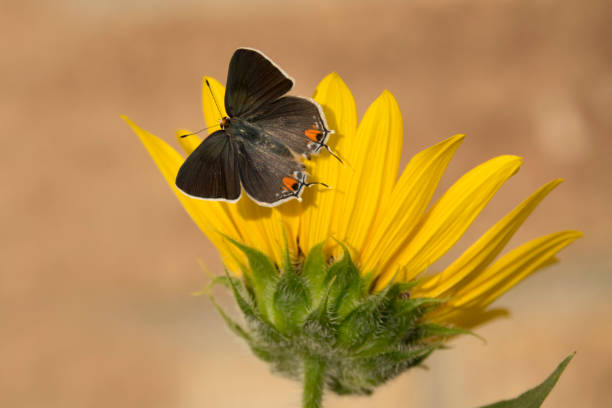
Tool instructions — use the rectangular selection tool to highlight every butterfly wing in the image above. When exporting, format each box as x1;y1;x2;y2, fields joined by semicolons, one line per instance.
250;96;331;156
232;128;306;206
175;130;241;201
225;48;293;118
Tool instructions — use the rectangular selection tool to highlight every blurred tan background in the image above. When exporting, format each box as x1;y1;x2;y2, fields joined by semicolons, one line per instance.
2;0;611;406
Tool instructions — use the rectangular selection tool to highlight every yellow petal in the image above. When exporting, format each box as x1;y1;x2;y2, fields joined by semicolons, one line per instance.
234;201;288;267
298;73;358;255
314;73;359;155
428;307;510;329
415;178;563;298
202;76;227;132
418;256;561;328
275;200;302;259
334;91;403;256
361;134;465;273
451;230;582;307
122;115;243;272
377;155;523;288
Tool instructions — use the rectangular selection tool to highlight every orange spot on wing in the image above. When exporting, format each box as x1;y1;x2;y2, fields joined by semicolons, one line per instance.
304;129;322;142
282;177;299;191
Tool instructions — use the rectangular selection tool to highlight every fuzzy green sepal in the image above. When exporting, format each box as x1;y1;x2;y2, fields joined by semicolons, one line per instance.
210;239;458;396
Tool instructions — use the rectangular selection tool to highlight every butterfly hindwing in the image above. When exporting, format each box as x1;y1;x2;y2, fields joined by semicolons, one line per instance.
175;130;241;201
225;48;294;118
233;129;306;206
250;96;331;156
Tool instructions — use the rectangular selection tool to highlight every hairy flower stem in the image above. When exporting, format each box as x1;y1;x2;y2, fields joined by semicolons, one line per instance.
302;354;326;408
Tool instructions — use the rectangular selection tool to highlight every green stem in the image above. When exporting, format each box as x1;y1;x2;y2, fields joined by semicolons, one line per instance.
302;354;326;408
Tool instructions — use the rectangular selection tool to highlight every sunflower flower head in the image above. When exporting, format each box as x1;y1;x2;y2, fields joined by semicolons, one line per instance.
123;72;581;404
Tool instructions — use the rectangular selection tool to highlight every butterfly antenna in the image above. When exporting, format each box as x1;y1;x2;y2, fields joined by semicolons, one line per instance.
179;124;220;138
205;79;224;118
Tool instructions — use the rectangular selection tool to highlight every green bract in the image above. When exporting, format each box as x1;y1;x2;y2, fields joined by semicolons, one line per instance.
209;239;467;396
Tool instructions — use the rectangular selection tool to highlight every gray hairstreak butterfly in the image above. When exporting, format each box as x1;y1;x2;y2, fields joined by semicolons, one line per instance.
175;48;340;207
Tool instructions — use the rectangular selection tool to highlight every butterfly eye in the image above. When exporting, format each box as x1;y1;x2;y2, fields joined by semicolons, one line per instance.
304;129;323;142
220;117;230;129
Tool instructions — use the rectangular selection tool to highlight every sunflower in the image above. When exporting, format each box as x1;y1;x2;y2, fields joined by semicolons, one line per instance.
123;72;581;407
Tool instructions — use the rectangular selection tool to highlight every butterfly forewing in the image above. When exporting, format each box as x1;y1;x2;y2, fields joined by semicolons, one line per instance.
176;130;241;201
225;48;293;118
250;96;331;156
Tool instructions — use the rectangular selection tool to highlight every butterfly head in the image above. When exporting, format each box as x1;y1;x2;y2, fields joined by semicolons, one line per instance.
220;116;231;129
